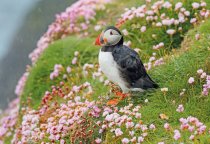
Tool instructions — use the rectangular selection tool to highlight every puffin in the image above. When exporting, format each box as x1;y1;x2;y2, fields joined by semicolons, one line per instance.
95;26;158;97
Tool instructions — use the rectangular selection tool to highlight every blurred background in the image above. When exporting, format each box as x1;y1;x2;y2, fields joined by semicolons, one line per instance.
0;0;75;109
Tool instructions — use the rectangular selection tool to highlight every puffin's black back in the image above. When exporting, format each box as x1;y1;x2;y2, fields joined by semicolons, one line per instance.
112;45;159;90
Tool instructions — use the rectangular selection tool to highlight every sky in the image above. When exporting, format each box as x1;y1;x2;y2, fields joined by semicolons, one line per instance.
0;0;40;60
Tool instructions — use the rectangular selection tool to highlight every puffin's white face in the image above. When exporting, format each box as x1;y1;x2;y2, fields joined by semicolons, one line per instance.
95;28;122;46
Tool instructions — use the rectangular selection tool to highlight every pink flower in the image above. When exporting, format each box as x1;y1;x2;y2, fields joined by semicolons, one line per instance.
122;138;129;144
140;26;146;32
135;113;141;118
166;29;176;35
130;137;136;143
94;25;102;31
126;121;134;128
188;77;195;84
175;2;182;11
201;2;207;7
195;34;200;40
66;66;71;73
124;41;132;47
190;18;197;23
156;22;162;27
163;1;172;9
72;57;77;65
115;128;123;136
164;123;170;130
188;126;195;132
176;104;184;113
60;139;65;144
189;135;194;140
158;142;165;144
137;136;144;143
95;138;102;144
192;2;200;9
149;124;156;130
173;130;181;140
197;69;203;74
15;72;29;96
122;29;129;36
201;72;207;79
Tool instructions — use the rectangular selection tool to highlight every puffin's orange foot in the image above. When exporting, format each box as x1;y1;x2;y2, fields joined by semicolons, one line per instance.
115;92;130;100
107;98;119;106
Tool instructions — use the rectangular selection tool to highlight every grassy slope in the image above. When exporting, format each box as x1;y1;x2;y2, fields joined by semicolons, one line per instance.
19;0;210;143
21;37;100;108
20;19;210;143
139;20;210;143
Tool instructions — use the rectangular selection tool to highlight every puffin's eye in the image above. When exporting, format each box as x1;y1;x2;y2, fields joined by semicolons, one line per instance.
110;31;113;35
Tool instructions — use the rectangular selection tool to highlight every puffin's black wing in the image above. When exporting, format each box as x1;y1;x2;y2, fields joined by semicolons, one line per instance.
112;45;158;90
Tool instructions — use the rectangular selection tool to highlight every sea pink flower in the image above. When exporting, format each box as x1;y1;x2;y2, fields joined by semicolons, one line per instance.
163;1;172;9
115;128;123;136
15;72;29;96
164;123;170;130
188;77;195;84
162;19;173;26
66;66;71;73
197;69;203;74
149;124;156;130
175;2;182;11
122;29;129;36
189;135;194;140
138;136;144;143
201;72;207;79
158;142;164;144
130;137;136;143
184;11;190;16
173;130;181;140
188;126;195;132
195;33;200;40
60;139;65;144
192;2;200;9
72;57;77;65
140;26;146;32
135;113;141;118
94;25;102;31
129;131;134;137
201;2;207;7
122;138;129;144
156;22;162;27
190;18;197;24
176;104;184;113
166;29;176;35
126;121;134;128
124;41;132;47
95;138;102;144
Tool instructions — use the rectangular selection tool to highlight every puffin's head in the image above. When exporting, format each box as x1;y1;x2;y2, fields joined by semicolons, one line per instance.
95;26;123;47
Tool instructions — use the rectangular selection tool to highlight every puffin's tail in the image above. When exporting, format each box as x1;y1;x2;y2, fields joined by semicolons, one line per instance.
133;75;159;89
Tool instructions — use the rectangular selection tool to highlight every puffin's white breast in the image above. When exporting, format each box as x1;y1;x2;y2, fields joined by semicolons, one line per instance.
98;50;129;92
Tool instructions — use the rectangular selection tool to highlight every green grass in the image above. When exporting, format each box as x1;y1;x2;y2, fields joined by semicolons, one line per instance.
21;37;99;108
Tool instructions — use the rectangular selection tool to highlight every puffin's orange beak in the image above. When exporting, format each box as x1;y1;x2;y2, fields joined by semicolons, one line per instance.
95;34;101;46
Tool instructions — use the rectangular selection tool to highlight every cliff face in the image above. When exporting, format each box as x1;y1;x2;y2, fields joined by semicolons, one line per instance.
0;0;75;109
